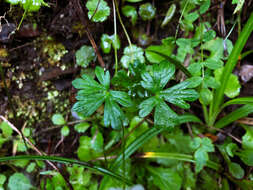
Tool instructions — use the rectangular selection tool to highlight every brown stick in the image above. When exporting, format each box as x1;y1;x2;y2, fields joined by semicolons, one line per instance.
72;0;105;68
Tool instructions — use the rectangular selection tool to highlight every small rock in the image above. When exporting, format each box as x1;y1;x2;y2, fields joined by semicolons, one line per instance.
0;23;16;43
239;64;253;82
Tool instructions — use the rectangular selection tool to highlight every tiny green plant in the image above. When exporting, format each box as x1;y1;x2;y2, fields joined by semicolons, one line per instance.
1;0;253;189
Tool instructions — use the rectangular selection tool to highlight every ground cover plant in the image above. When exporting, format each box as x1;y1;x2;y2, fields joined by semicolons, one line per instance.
0;0;253;189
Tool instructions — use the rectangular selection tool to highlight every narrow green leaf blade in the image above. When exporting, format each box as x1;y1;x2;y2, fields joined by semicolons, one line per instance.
99;127;164;189
215;105;253;128
221;97;253;110
0;155;132;185
212;13;253;115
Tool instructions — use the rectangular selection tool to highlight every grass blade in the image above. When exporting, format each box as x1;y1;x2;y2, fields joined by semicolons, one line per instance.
99;127;164;189
214;105;253;128
139;152;220;171
0;155;132;185
212;13;253;118
221;97;253;110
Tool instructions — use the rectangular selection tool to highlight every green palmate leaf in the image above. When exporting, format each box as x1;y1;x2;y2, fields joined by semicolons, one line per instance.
215;67;241;98
139;96;157;117
72;76;104;92
72;67;132;129
121;45;145;68
139;62;199;126
138;3;156;21
122;5;137;25
160;78;200;109
242;125;253;150
110;91;133;107
73;93;105;116
75;45;96;67
228;162;245;179
215;105;253;128
147;166;182;190
154;100;178;127
86;0;110;22
104;96;127;130
52;114;65;125
7;173;33;190
190;137;215;173
141;60;175;92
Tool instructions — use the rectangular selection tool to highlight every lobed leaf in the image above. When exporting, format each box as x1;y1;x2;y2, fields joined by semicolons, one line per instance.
104;96;126;130
161;88;199;109
154;100;178;127
110;91;133;107
147;166;182;190
141;61;175;92
139;96;157;118
95;67;110;89
72;94;105;116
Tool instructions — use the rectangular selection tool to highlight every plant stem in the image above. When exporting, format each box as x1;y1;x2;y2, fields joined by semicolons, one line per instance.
202;104;209;124
112;0;118;74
